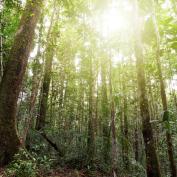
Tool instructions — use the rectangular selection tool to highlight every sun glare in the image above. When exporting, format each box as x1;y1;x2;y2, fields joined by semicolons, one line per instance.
93;1;134;39
102;8;126;35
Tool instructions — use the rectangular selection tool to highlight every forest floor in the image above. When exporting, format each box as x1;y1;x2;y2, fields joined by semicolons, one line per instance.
46;168;108;177
0;167;108;177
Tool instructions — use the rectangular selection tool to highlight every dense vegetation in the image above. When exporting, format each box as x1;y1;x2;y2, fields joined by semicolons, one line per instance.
0;0;177;176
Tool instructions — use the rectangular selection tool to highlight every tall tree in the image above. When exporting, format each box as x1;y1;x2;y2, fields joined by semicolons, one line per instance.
101;58;111;164
152;1;177;176
122;70;129;169
87;56;95;166
109;58;117;177
23;18;44;143
0;0;43;166
36;2;58;130
134;1;161;176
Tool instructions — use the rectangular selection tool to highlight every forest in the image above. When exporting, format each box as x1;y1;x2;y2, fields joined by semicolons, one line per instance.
0;0;177;176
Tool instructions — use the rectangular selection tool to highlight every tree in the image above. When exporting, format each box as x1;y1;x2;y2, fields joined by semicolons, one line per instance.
152;1;177;176
36;1;58;130
134;1;161;176
87;56;96;166
0;0;43;166
101;57;111;165
109;57;117;177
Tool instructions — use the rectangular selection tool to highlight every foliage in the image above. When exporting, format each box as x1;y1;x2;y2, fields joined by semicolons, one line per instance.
4;148;53;177
4;149;37;177
1;0;177;176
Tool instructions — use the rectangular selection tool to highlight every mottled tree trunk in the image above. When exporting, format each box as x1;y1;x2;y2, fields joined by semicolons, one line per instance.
0;0;43;166
135;43;161;177
134;2;161;176
135;41;161;177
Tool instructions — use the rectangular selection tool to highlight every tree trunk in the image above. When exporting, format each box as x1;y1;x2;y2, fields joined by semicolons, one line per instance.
101;59;111;164
35;52;53;130
152;1;177;176
134;124;139;162
122;79;129;169
135;40;161;177
134;2;161;176
109;58;117;176
36;3;57;130
87;57;95;166
23;20;44;143
0;0;43;166
0;12;3;83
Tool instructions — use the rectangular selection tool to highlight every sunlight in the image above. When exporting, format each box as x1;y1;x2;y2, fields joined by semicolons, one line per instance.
94;1;134;38
98;7;127;38
168;74;177;91
74;53;81;72
20;0;26;6
102;7;126;34
112;51;124;65
161;0;171;9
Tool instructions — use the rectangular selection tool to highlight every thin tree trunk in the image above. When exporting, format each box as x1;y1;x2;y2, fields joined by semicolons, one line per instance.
0;10;3;83
122;79;129;169
152;1;177;176
101;59;111;164
134;123;139;162
22;20;44;143
87;57;95;166
109;58;117;176
36;2;57;130
173;91;177;111
0;0;43;166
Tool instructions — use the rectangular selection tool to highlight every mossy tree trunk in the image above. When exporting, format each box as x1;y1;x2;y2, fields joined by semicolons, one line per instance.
135;39;161;177
134;2;161;176
0;0;43;166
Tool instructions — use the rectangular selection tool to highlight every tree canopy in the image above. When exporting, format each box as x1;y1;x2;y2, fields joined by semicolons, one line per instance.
0;0;177;176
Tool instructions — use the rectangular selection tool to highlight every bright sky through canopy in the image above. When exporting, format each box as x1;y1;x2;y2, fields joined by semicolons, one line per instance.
92;0;134;39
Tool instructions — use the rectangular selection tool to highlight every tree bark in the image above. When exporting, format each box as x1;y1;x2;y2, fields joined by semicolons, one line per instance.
122;78;129;169
36;3;57;130
152;1;177;176
0;12;3;83
101;59;111;164
0;0;43;166
135;40;161;177
134;2;161;176
23;21;44;143
109;58;117;176
87;57;95;166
